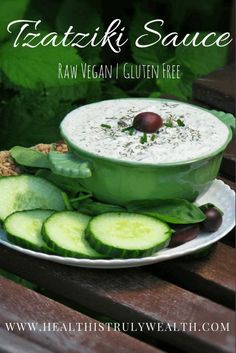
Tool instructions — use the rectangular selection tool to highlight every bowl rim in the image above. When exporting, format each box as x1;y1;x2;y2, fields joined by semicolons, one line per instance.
60;98;233;168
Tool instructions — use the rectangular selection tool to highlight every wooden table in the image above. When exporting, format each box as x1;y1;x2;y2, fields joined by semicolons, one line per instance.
0;69;235;353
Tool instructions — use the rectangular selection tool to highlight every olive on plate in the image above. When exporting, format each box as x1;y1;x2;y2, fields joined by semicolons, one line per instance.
200;204;223;232
169;224;200;248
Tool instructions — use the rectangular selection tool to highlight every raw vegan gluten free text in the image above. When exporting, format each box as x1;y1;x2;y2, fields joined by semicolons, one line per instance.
58;62;181;80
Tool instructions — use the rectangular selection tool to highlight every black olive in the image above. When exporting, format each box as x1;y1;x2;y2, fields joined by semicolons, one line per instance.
169;224;200;248
133;112;163;133
200;207;223;232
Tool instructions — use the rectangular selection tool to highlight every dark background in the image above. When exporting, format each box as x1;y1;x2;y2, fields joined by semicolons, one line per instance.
0;0;233;149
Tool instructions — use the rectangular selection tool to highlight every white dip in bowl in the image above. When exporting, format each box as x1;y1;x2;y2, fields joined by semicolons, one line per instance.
61;99;230;164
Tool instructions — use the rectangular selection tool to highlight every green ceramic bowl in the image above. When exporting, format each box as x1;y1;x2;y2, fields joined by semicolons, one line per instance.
54;99;233;205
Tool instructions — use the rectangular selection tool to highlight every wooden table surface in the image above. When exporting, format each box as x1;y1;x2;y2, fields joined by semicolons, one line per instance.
0;67;235;353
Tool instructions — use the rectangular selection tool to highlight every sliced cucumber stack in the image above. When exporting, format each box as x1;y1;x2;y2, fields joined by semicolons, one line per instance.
0;175;65;221
42;211;103;258
4;209;54;252
86;212;172;258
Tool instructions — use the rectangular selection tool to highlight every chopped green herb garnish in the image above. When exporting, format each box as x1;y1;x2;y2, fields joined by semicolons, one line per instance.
151;134;156;141
122;126;133;132
164;122;173;128
140;132;147;144
101;124;111;129
129;128;135;135
164;116;174;128
177;119;185;127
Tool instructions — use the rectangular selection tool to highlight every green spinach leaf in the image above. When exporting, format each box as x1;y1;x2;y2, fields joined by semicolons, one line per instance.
78;199;125;216
126;199;206;224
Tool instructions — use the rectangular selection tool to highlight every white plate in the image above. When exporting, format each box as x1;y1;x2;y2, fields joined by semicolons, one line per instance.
0;179;235;269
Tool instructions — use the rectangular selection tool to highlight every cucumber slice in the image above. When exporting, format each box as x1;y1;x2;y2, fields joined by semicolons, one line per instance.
42;211;102;258
0;175;65;221
4;209;54;252
86;212;172;258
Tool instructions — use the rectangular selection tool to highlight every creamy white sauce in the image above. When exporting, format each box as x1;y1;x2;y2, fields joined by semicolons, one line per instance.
61;99;230;164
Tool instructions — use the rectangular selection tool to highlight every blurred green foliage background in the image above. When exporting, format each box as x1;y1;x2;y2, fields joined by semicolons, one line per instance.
0;0;232;148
